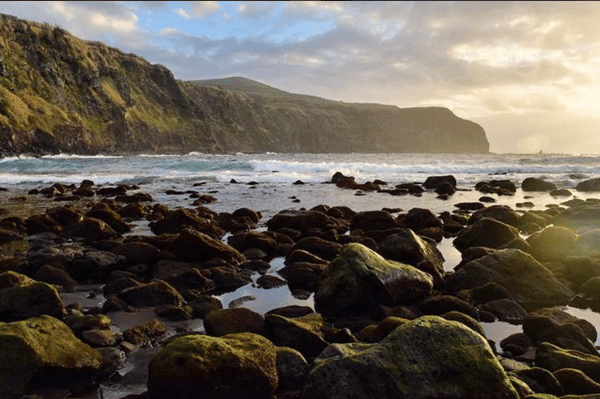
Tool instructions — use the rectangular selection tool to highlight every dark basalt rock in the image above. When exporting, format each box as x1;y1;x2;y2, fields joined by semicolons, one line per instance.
522;177;558;192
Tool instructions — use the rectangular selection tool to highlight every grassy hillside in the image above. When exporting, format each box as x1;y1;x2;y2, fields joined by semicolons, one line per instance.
0;14;489;155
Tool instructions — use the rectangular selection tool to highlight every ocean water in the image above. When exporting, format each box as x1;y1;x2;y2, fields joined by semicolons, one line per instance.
2;152;600;218
3;152;600;353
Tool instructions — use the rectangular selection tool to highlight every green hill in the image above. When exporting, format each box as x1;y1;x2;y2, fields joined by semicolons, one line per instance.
0;13;489;156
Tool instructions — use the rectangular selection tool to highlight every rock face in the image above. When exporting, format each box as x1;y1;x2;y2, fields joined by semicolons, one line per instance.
147;332;278;399
314;243;433;318
301;316;519;399
0;14;489;156
0;315;103;399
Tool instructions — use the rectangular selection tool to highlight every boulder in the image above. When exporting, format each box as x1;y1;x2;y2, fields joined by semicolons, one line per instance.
0;315;102;399
417;295;479;320
204;308;265;337
301;316;519;399
453;218;520;252
148;332;278;399
553;368;600;395
117;280;185;308
168;228;246;265
349;210;401;233
265;313;330;358
62;217;118;240
276;346;309;393
573;228;600;257
403;208;443;231
0;276;66;322
478;299;528;324
510;368;563;396
69;249;126;281
112;241;159;265
535;342;600;384
446;249;574;310
314;243;433;318
522;178;558;192
523;307;597;354
468;205;521;227
267;209;346;234
576;177;600;192
378;228;445;277
86;206;131;234
423;175;457;190
122;319;168;346
149;208;225;237
188;295;223;318
552;205;600;229
278;262;329;290
292;237;342;261
563;256;600;288
527;226;577;262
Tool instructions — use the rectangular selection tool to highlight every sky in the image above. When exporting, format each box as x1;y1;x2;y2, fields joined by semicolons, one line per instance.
1;1;599;154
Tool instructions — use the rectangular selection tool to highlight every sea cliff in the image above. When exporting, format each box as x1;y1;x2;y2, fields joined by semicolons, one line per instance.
0;14;489;156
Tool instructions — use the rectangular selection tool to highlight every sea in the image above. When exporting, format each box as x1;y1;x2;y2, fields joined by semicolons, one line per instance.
2;152;600;365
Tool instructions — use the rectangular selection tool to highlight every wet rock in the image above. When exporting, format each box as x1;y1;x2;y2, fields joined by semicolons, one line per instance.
500;333;534;357
563;256;600;289
188;295;223;318
103;277;143;297
576;177;600;192
0;273;66;321
550;189;572;197
278;262;328;290
149;208;225;237
442;311;486;338
527;226;577;262
148;332;278;399
349;210;401;233
417;295;479;319
117;280;184;308
535;342;600;383
63;217;118;241
207;265;252;292
404;208;443;231
285;249;329;265
522;178;558;192
46;205;84;226
469;205;521;227
267;209;346;234
478;299;528;324
227;231;277;254
69;249;126;281
511;367;563;396
81;329;124;347
314;243;433;319
378;228;445;277
86;205;131;234
169;228;246;265
0;315;103;399
122;319;168;346
119;203;151;219
25;214;63;235
552;204;600;229
154;304;195;321
204;307;265;337
292;236;342;261
115;192;153;203
256;274;286;289
266;305;314;319
356;316;409;343
165;268;216;297
523;307;597;352
573;228;600;257
301;316;518;399
455;202;486;211
447;249;574;311
423;175;457;190
453;218;520;252
33;264;77;292
66;314;111;336
265;313;329;358
553;368;600;395
112;241;159;265
276;346;308;393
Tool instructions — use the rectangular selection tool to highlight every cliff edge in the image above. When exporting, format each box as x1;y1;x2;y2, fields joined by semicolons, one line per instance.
0;14;489;156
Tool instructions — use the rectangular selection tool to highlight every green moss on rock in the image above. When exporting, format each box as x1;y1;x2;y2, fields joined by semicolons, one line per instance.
148;332;278;399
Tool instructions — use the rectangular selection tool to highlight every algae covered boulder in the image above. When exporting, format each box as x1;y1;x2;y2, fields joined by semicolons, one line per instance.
314;243;433;318
301;315;519;399
446;249;573;310
148;332;278;399
0;272;66;321
0;315;103;399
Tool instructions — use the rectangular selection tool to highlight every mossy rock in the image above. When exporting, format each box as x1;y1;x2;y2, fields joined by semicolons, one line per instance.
314;243;433;318
148;332;278;399
301;315;519;399
0;279;66;321
0;315;103;399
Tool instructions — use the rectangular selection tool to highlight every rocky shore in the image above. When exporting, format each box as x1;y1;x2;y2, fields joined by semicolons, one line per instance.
3;174;600;398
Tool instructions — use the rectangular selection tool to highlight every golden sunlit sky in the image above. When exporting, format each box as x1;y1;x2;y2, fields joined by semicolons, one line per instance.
1;1;599;154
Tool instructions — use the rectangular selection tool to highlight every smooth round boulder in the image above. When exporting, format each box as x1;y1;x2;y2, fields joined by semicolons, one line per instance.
527;226;577;262
148;332;278;399
454;218;520;252
0;315;103;399
301;316;519;399
522;177;558;192
314;243;433;319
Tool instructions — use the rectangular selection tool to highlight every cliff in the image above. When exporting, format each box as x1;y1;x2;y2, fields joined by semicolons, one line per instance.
0;14;489;156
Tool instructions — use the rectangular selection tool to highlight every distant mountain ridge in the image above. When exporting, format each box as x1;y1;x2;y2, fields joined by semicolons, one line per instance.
0;14;489;156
